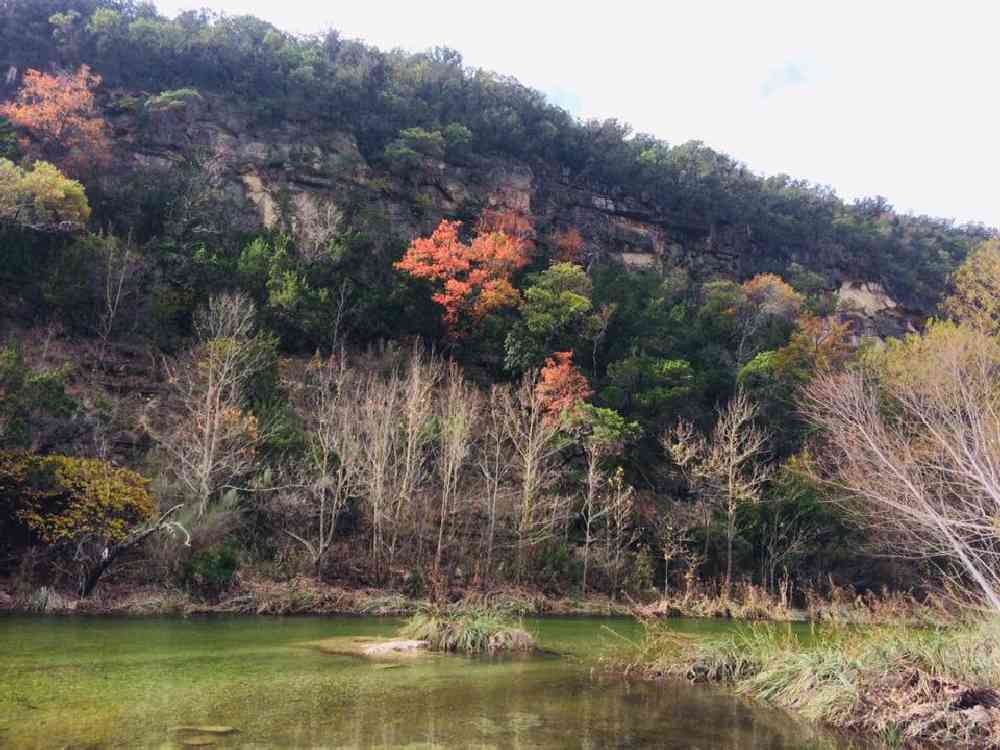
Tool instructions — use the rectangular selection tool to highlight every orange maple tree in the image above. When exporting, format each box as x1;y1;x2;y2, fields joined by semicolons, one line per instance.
1;66;111;176
395;217;531;333
741;273;804;321
536;351;592;421
553;228;584;264
790;315;853;373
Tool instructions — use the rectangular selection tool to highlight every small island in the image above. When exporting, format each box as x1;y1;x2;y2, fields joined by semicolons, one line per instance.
313;607;537;660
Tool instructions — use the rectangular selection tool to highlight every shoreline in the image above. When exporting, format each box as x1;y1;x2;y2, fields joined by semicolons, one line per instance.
612;617;1000;749
0;574;947;628
0;575;636;619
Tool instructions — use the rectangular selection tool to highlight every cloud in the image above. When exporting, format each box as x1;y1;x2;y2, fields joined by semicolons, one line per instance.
760;62;808;98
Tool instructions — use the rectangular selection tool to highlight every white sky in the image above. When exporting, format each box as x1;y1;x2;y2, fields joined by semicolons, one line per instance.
155;0;1000;228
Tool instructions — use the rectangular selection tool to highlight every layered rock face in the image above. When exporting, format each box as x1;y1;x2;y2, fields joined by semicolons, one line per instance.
107;94;709;267
109;91;917;333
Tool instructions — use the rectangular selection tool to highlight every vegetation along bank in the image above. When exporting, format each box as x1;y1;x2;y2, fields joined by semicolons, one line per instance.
3;2;1000;745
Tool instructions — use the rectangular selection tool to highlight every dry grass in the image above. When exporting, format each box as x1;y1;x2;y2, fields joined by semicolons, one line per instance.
399;604;536;655
624;617;1000;748
637;579;955;627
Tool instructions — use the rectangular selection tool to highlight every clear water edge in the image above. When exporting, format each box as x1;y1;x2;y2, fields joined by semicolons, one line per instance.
0;614;871;749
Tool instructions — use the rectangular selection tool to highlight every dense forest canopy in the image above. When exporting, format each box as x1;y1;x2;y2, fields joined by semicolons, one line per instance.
0;0;992;307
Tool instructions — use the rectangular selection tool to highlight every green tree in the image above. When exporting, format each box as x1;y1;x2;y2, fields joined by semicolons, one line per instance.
943;238;1000;336
0;159;90;227
0;340;77;451
601;354;696;434
739;316;852;457
505;262;604;371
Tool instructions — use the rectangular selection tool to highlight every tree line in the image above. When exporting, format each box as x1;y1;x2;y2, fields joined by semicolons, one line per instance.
2;4;1000;609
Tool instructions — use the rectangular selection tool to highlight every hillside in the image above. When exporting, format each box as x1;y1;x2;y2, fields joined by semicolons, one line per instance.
3;0;1000;613
1;1;992;316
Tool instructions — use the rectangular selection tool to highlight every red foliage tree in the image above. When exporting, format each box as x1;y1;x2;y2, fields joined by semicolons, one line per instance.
1;66;111;176
536;351;592;421
395;217;530;333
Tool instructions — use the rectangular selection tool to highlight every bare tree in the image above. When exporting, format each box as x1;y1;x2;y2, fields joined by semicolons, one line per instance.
355;344;438;574
803;332;1000;612
293;193;343;263
392;345;439;569
580;433;609;595
279;354;364;571
356;369;399;566
434;362;478;574
143;292;267;517
501;370;569;578
94;234;142;358
476;384;516;582
654;499;700;597
575;406;634;594
665;389;771;594
758;483;819;595
602;468;638;598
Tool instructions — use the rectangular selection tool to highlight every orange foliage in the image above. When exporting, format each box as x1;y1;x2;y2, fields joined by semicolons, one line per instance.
478;208;535;245
536;351;592;421
1;66;111;176
794;315;853;372
554;228;585;264
395;218;530;332
741;273;804;321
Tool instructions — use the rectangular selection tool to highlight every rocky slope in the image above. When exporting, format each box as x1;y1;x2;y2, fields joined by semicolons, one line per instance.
107;89;915;337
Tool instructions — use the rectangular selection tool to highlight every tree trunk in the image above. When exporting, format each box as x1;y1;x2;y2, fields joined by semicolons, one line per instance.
663;554;670;597
725;511;735;597
80;504;185;598
80;551;118;598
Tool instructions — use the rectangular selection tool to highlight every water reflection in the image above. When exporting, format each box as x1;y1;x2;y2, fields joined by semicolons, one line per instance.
0;615;868;749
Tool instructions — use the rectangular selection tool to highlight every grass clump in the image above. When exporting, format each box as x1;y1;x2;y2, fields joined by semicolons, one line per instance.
626;618;1000;748
399;605;536;655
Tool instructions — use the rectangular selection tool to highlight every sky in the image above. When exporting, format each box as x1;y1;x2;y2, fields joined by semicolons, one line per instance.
155;0;1000;228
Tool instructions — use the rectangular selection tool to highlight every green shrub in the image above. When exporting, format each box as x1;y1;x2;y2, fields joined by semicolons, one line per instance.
0;341;76;450
0;117;18;159
402;567;425;598
532;541;581;591
146;88;203;113
628;545;656;597
181;543;240;596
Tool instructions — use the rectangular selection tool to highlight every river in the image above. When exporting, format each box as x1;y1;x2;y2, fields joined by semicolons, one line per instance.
0;614;868;748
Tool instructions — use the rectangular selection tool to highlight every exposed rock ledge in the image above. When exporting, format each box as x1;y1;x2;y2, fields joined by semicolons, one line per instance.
311;636;430;660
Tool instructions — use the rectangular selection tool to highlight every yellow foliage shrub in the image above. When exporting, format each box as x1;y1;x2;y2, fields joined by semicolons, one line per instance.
0;451;154;547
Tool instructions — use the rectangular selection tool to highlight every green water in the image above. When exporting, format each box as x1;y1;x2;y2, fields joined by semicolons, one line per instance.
0;615;865;749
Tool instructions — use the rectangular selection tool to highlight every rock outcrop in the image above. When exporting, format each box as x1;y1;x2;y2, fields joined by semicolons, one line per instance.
104;90;920;333
105;95;786;273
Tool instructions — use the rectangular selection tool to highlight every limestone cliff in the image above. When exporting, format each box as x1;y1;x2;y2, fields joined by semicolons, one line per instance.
106;90;918;335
